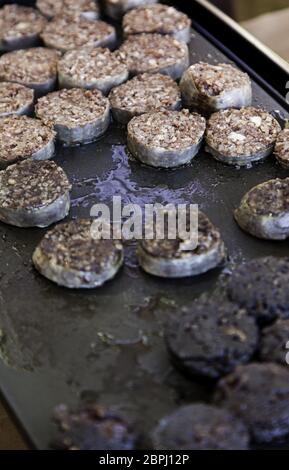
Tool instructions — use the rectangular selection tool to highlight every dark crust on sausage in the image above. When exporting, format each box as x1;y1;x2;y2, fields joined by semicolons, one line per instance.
36;219;123;273
206;107;281;158
52;403;136;450
123;4;191;36
165;294;258;380
260;320;289;365
0;160;71;210
0;115;55;165
109;73;181;118
225;257;289;325
214;363;289;443
244;178;289;216
140;211;221;259
275;128;289;168
151;404;249;450
117;33;189;76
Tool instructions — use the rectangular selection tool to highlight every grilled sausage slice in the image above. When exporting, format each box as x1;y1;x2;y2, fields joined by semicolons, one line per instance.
33;219;124;289
234;178;289;240
109;73;181;125
180;62;252;114
0;160;71;228
137;210;225;278
58;47;128;95
127;110;205;168
0;115;55;169
35;88;110;146
206;107;281;167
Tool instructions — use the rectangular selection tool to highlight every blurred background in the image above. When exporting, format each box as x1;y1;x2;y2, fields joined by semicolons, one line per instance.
212;0;289;61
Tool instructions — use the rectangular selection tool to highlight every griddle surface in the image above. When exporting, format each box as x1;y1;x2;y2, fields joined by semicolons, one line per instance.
0;29;288;449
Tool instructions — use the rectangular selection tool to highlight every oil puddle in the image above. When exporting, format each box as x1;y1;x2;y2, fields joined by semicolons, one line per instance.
71;145;207;210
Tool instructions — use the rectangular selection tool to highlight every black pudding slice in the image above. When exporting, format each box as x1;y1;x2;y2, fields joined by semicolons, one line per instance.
234;178;289;240
0;159;70;228
214;363;289;443
151;404;249;450
225;257;289;325
165;294;259;380
53;403;136;450
137;210;226;278
33;219;124;289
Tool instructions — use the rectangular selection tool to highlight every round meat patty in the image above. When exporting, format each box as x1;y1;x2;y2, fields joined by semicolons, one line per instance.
117;34;189;80
0;82;34;117
0;160;71;228
0;115;55;169
180;62;252;113
205;107;281;167
165;294;258;380
35;88;110;146
151;404;249;450
137;210;226;278
234;178;289;240
58;47;129;95
127;110;206;168
36;0;99;20
225;257;289;325
41;15;116;52
33;219;124;289
53;404;136;450
104;0;157;19
123;4;191;43
0;4;47;51
109;73;181;125
260;320;289;366
0;47;60;95
214;363;289;443
274;128;289;168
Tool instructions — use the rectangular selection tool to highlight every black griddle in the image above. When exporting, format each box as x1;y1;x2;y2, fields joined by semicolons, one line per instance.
0;0;289;450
